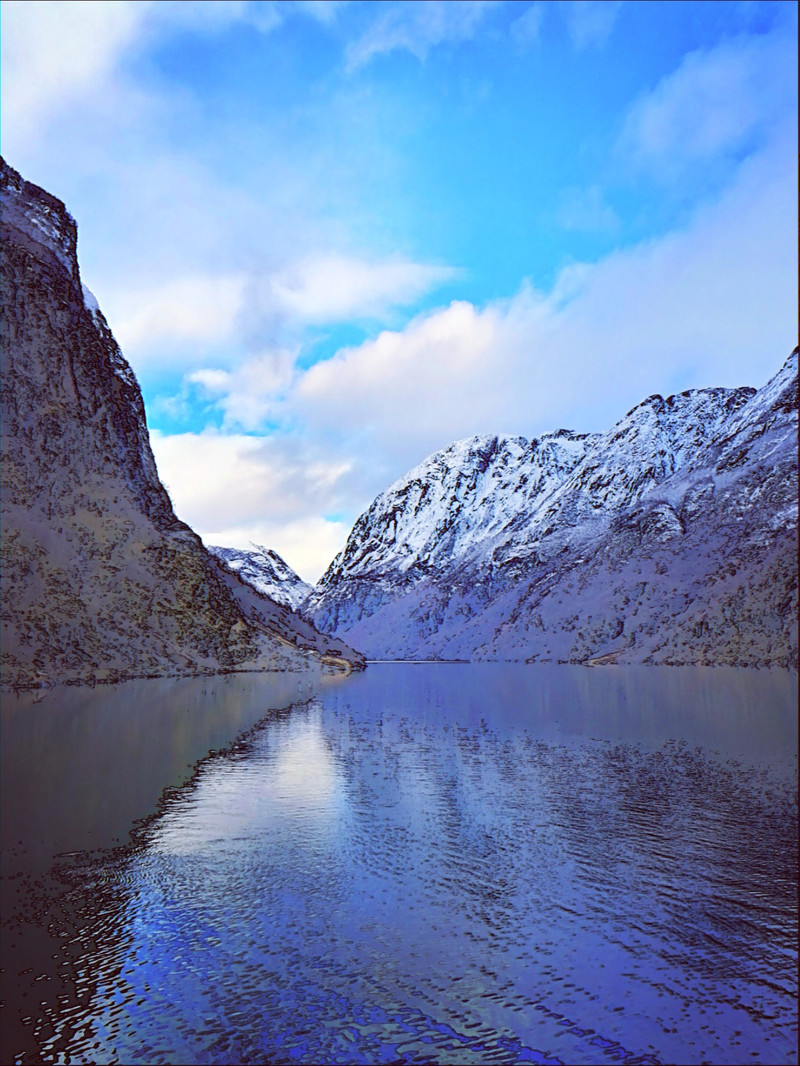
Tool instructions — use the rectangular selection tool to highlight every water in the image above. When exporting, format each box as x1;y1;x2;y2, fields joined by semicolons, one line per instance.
1;664;797;1065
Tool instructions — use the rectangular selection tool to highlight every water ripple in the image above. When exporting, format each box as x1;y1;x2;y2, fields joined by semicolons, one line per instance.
2;665;797;1065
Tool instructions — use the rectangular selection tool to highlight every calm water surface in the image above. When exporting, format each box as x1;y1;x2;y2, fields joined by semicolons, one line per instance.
1;664;797;1065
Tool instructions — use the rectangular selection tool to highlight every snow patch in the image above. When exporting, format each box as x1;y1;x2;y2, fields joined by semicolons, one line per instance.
81;284;100;313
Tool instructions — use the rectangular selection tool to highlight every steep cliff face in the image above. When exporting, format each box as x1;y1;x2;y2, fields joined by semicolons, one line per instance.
306;353;798;667
0;159;364;687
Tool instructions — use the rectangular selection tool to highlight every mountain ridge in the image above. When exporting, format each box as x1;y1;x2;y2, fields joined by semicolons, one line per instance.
304;351;798;667
209;545;313;611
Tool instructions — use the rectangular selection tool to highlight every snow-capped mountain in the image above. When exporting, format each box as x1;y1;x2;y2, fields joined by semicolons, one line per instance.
0;158;363;687
209;545;312;611
306;351;798;667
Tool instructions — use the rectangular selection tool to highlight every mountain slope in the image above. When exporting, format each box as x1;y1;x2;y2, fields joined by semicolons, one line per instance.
0;158;363;688
209;545;312;610
306;353;798;667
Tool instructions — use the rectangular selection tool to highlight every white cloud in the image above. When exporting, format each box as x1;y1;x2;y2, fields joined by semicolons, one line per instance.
150;429;353;581
293;0;349;25
0;1;330;153
619;27;795;180
346;0;497;69
270;253;458;323
295;297;508;459
1;0;463;398
288;121;796;473
147;115;796;582
206;516;350;584
0;2;275;149
187;348;298;429
561;0;622;50
0;1;150;146
188;369;234;393
1;2;326;324
104;250;456;387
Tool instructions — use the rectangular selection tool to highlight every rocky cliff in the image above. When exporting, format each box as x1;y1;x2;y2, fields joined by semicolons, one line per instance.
0;159;364;688
305;353;798;667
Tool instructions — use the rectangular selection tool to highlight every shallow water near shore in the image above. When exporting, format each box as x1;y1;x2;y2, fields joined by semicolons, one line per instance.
1;664;797;1065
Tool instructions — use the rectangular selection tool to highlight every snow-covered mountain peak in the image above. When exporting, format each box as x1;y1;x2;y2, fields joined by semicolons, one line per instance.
306;352;797;668
311;430;598;601
694;350;799;480
317;380;756;599
725;348;797;431
551;382;756;522
209;544;312;611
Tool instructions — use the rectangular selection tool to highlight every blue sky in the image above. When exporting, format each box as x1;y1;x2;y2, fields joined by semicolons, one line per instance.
2;0;797;579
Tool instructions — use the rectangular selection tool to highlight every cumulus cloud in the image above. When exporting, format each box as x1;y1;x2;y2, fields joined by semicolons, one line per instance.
295;297;508;455
146;111;796;580
619;27;795;181
346;0;497;69
186;348;298;429
102;249;455;374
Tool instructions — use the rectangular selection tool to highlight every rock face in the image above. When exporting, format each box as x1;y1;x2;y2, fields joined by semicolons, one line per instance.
0;159;364;688
306;352;798;667
209;545;312;611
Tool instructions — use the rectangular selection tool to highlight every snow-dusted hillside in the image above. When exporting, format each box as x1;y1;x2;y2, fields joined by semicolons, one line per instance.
306;352;798;667
209;545;312;611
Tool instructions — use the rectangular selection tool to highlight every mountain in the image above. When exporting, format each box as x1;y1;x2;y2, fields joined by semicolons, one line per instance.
305;352;798;667
0;158;364;688
209;545;313;611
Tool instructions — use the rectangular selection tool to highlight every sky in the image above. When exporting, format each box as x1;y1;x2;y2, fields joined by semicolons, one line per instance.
2;0;797;581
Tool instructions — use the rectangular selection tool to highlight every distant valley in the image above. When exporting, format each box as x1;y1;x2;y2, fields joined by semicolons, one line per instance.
2;155;796;685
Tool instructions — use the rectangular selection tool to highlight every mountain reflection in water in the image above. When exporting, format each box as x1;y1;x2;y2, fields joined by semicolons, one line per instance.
1;664;797;1066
